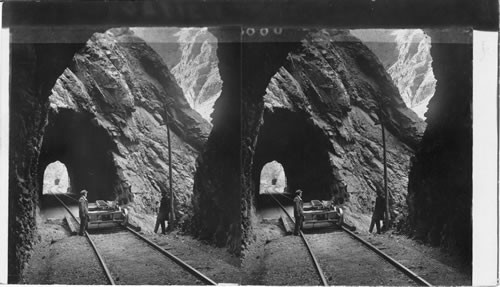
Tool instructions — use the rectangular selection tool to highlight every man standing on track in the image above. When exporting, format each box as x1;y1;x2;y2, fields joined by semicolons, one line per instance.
293;189;304;236
78;190;89;236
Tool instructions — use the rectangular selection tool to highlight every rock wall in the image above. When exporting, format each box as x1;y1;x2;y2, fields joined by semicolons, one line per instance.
9;32;97;282
192;34;243;253
407;29;472;260
192;29;303;254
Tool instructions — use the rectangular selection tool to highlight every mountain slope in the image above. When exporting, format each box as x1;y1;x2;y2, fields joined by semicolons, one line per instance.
132;27;221;122
351;29;436;119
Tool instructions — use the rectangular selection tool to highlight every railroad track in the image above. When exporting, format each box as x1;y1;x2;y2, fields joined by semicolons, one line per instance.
265;191;328;286
266;191;432;286
50;192;217;285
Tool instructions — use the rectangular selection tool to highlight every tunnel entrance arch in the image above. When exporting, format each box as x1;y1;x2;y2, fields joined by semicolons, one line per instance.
42;161;70;195
252;108;336;204
37;108;121;204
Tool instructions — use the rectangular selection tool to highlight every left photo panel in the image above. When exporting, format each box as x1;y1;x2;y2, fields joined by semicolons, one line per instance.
8;25;243;284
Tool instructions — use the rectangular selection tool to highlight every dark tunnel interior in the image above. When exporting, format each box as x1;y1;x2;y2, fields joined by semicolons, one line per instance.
37;109;119;206
252;108;335;207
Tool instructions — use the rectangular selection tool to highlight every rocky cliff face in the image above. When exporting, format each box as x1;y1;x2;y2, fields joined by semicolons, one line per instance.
351;29;436;119
43;28;210;226
245;30;425;234
132;28;221;122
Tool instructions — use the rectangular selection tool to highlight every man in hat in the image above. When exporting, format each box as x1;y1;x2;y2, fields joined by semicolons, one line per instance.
369;192;386;234
293;189;304;235
335;180;348;204
79;190;89;236
154;195;169;234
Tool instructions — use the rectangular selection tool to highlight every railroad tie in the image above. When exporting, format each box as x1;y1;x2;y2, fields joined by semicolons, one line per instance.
280;215;293;234
65;215;78;235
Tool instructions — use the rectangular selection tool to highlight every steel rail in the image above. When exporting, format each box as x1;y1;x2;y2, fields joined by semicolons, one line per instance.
341;226;432;286
124;226;217;285
270;192;432;286
58;192;79;202
265;191;329;286
275;192;293;201
49;191;116;285
50;192;216;285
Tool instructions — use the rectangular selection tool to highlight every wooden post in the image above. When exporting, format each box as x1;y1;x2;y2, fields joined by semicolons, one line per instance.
165;107;175;230
160;104;175;231
381;121;390;228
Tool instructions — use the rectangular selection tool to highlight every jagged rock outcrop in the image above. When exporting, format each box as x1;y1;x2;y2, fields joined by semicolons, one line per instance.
132;28;221;122
352;29;436;119
43;27;211;225
245;30;425;234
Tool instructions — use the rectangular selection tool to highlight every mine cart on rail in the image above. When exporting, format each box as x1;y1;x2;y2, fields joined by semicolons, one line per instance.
88;200;128;229
303;200;343;228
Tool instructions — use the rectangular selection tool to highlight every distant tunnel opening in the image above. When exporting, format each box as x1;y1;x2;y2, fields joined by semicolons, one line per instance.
37;109;122;207
42;161;70;195
255;160;290;219
259;161;287;195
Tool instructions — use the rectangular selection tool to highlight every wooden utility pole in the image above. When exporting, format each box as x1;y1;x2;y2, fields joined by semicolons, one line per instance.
381;121;390;228
167;115;175;228
163;104;175;230
375;106;390;230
